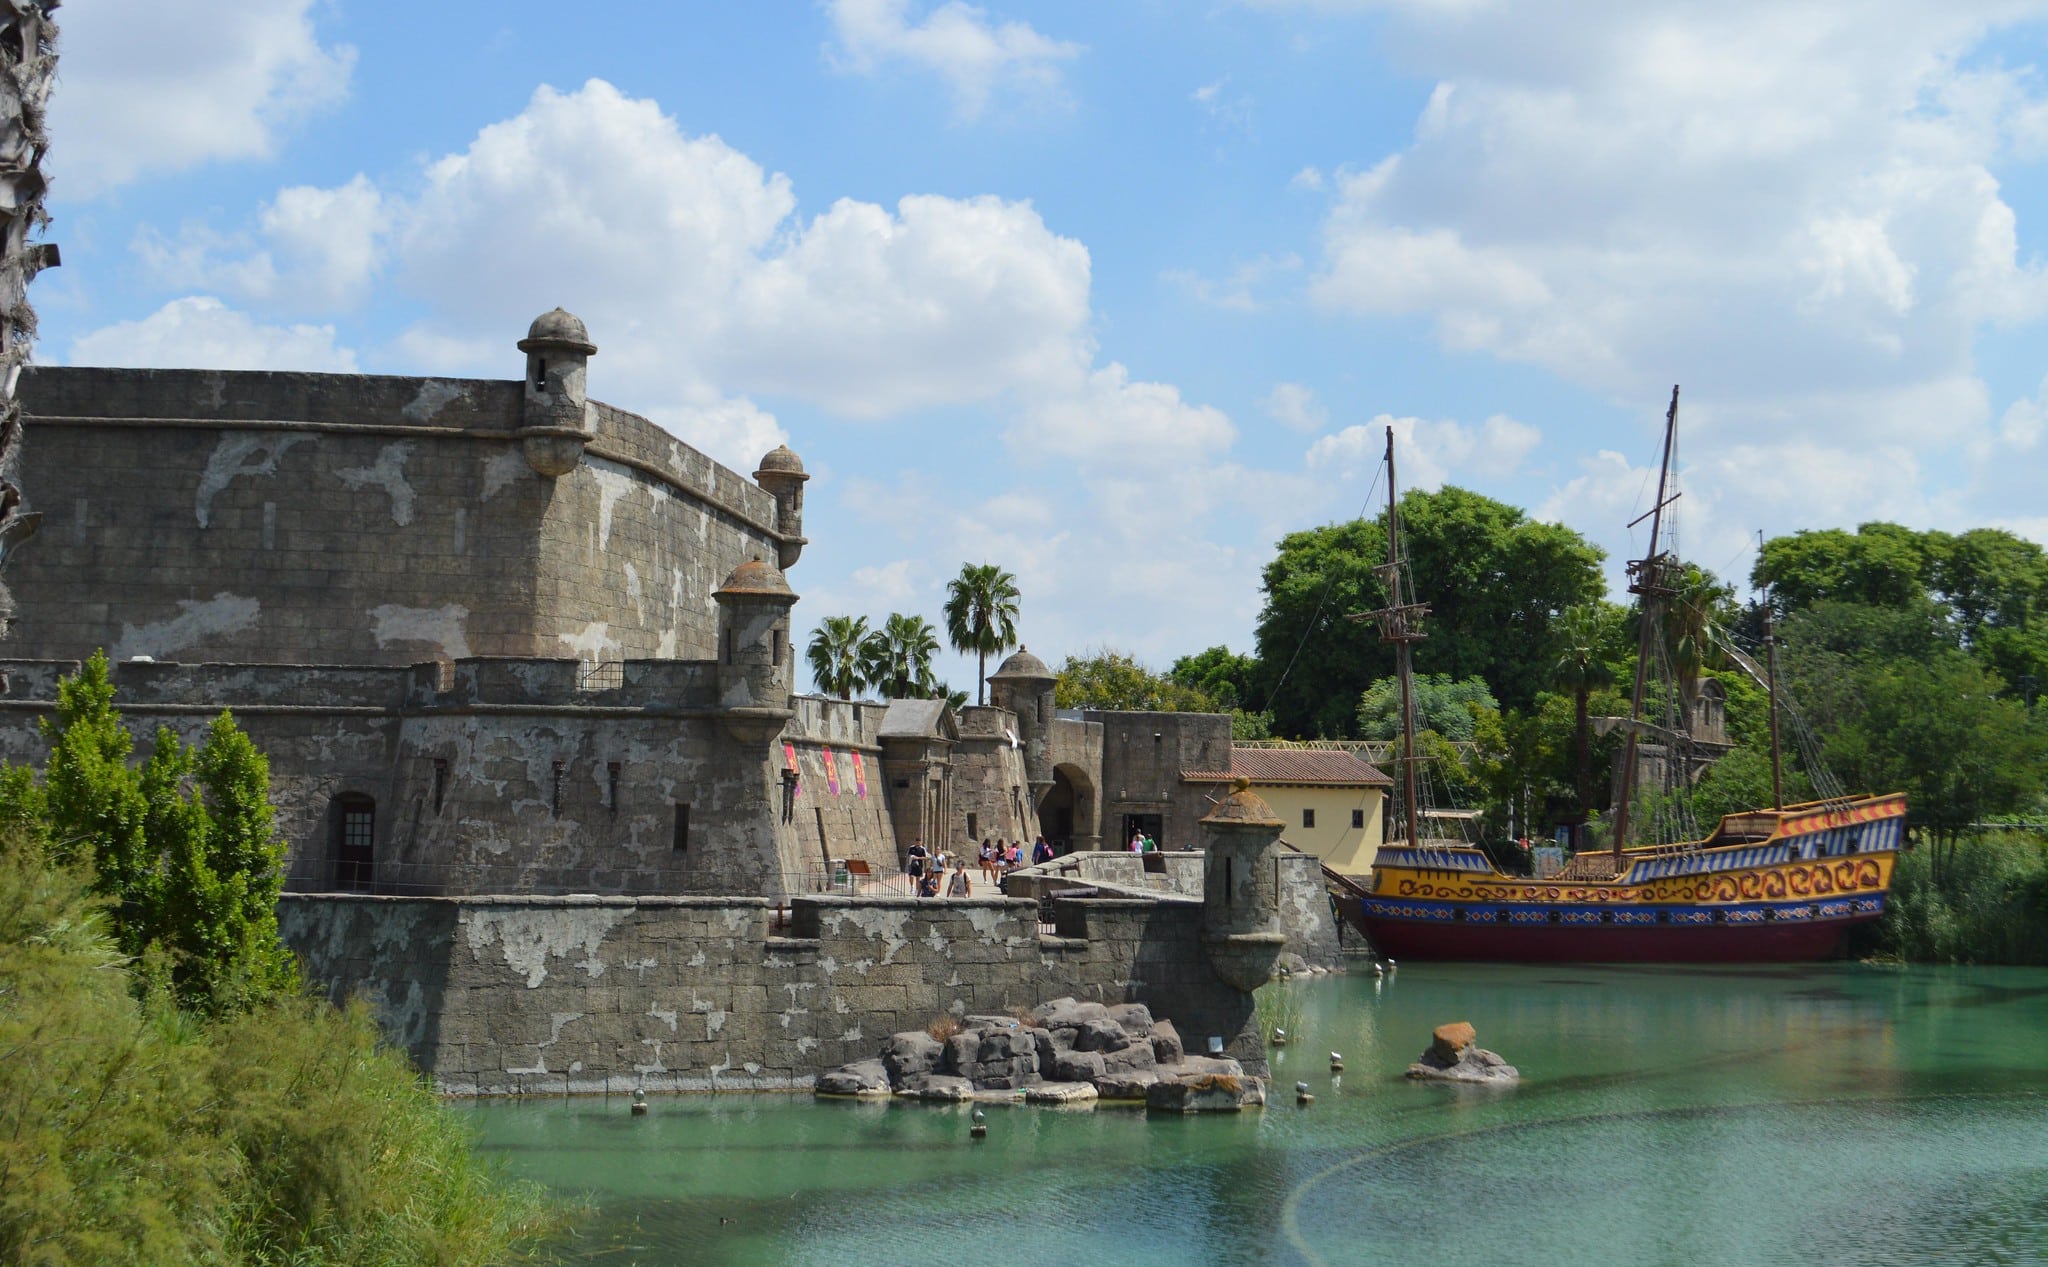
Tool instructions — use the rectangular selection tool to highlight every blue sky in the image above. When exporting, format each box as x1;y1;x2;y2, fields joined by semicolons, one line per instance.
42;1;2048;694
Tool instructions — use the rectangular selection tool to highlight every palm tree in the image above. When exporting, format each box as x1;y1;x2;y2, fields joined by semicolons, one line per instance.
806;615;870;697
860;613;942;699
1666;564;1733;708
942;563;1021;705
1551;603;1614;828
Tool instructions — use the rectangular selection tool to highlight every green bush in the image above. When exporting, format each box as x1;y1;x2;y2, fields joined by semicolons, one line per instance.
0;832;561;1265
1877;832;2048;964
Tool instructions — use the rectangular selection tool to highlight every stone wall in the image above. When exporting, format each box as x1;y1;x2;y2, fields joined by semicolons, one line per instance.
279;891;1263;1095
0;655;905;899
13;366;783;668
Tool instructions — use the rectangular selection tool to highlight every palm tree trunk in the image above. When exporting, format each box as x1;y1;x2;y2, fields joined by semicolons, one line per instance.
977;649;987;705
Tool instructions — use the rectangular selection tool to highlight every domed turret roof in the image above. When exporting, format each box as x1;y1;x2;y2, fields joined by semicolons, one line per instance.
1202;777;1283;828
517;307;597;355
714;557;796;600
989;646;1054;682
754;444;808;479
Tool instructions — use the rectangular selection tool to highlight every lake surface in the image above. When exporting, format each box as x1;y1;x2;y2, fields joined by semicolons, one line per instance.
473;963;2048;1265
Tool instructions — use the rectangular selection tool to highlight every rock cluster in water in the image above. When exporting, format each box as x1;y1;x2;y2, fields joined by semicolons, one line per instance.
1405;1020;1519;1083
814;998;1265;1112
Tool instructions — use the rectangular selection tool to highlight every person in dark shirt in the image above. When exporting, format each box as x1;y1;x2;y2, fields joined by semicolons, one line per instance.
906;840;929;893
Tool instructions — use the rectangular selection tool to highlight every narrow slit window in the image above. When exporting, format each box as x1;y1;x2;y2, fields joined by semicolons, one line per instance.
551;760;565;817
432;759;448;813
673;803;691;852
607;761;621;815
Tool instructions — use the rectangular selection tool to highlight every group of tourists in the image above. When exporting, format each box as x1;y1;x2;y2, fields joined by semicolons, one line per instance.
904;840;975;898
1128;830;1160;853
903;834;1059;898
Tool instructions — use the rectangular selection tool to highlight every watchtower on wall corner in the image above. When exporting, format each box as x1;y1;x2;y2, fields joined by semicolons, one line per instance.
515;306;596;476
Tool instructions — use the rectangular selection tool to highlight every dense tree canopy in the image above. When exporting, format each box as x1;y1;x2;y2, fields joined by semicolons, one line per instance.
1356;673;1500;743
1055;649;1218;713
1252;486;1606;736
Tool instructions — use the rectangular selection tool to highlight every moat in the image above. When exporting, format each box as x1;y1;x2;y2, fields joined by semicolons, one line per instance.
473;962;2048;1265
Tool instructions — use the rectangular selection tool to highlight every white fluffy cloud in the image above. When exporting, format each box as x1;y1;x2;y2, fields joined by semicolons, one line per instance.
132;79;1097;461
54;0;354;199
1264;381;1329;433
68;296;358;372
825;0;1081;119
1308;411;1541;492
1304;2;2048;448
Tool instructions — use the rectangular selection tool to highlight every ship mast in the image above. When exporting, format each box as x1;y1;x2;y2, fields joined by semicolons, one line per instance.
1610;386;1682;863
1761;566;1785;812
1348;425;1429;850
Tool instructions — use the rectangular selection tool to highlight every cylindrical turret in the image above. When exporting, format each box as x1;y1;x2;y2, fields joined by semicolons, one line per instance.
988;645;1056;792
515;307;596;476
1199;778;1289;991
753;445;809;571
712;557;799;742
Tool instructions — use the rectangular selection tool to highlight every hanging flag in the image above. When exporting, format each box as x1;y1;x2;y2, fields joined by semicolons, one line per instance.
822;746;842;796
850;751;868;799
783;742;801;798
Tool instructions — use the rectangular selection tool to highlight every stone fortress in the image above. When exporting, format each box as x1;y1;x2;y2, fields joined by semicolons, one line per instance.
0;311;1339;1092
3;310;1240;901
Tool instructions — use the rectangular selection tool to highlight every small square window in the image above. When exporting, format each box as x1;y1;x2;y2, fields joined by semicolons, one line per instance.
1302;808;1316;829
1352;808;1365;829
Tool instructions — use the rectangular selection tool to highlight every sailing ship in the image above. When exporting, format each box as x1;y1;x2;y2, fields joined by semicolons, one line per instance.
1340;388;1906;963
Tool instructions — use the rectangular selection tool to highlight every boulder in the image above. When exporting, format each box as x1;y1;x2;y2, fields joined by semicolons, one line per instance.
814;1059;892;1097
1024;1081;1100;1105
1172;1054;1247;1079
1150;1020;1184;1065
1032;997;1111;1030
1429;1021;1477;1064
881;1031;943;1084
1146;1072;1265;1113
1094;1070;1163;1100
1074;1018;1131;1052
1408;1023;1518;1084
944;1031;980;1075
1102;1040;1157;1075
1107;1002;1155;1034
1052;1049;1107;1083
898;1074;975;1101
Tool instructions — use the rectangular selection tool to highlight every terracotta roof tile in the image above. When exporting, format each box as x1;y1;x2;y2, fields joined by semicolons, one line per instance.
1182;748;1393;787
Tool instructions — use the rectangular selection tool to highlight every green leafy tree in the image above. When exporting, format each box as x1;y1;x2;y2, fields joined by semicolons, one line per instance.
1169;646;1258;711
1356;673;1499;743
1663;563;1736;707
1828;654;2045;881
1055;649;1220;712
943;563;1021;706
806;614;872;698
860;613;942;699
1755;522;1938;614
1254;487;1605;736
7;651;296;1015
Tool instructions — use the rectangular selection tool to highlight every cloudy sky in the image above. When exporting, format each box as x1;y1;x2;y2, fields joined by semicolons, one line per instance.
42;0;2048;689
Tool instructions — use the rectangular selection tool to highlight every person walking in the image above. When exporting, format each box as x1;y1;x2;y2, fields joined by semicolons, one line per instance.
1032;835;1053;866
906;839;929;894
946;862;972;897
979;837;998;883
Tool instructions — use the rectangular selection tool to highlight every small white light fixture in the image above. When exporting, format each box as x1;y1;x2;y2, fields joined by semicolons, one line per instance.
1207;1035;1225;1055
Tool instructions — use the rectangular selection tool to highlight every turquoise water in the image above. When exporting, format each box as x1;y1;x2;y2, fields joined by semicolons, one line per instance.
473;964;2048;1265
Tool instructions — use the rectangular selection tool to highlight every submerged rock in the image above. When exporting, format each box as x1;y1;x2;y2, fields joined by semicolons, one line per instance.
1406;1020;1519;1084
1146;1072;1266;1113
815;1058;893;1096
